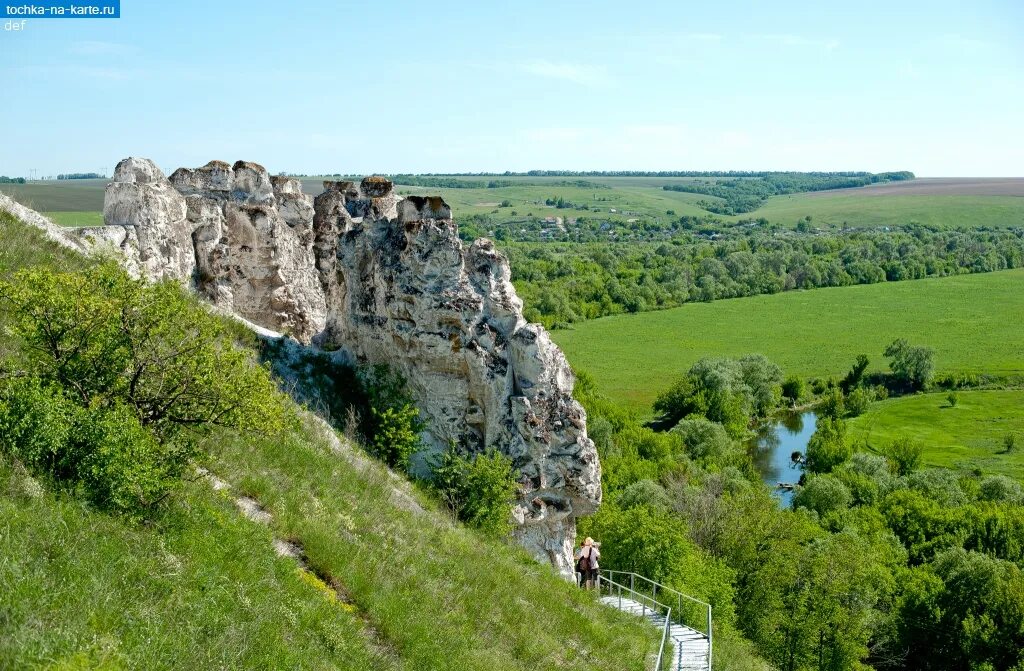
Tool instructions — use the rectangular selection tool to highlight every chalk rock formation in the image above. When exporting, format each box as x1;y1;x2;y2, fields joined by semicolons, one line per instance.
82;157;600;576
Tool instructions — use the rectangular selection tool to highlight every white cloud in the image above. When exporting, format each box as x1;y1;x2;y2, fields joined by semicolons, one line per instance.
518;60;610;86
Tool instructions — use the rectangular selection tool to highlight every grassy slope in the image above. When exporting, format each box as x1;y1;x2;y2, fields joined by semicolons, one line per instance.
0;454;392;670
0;212;655;670
849;390;1024;481
553;269;1024;413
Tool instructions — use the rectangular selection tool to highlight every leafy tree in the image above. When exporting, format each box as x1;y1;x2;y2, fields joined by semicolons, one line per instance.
781;375;805;406
979;475;1024;505
653;355;781;437
896;549;1024;670
617;478;671;511
358;365;424;471
818;387;846;420
369;404;422;471
886;437;923;476
844;387;873;417
840;354;869;393
884;338;935;391
792;474;852;519
671;416;739;465
805;418;851;473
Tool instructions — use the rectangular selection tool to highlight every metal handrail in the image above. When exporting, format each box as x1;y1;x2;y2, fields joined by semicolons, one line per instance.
599;574;673;670
602;570;713;670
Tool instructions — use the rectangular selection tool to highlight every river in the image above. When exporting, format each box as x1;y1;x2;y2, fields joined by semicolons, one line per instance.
749;411;817;506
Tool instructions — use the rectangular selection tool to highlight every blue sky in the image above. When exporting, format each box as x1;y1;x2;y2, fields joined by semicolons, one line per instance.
2;0;1022;176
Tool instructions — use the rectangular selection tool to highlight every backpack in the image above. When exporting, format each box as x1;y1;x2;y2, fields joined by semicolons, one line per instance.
577;547;592;573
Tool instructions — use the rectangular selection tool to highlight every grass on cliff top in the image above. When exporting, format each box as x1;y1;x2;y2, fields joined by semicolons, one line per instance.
849;390;1024;481
553;268;1024;413
0;211;657;670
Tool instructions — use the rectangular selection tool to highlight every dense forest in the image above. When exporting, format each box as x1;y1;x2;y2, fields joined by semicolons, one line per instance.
663;172;915;214
576;347;1024;670
499;226;1024;327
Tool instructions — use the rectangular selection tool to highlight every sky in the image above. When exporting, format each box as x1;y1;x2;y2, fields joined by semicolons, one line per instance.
1;0;1022;177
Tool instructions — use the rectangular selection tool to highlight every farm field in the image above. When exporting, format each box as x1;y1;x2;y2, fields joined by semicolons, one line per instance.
4;176;1022;232
731;192;1024;229
552;268;1024;413
849;390;1024;481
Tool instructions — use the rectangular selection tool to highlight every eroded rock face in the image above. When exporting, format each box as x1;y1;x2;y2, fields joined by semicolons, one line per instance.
87;157;601;577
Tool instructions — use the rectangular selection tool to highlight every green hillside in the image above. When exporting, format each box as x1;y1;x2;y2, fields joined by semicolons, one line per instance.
0;211;655;671
553;269;1024;413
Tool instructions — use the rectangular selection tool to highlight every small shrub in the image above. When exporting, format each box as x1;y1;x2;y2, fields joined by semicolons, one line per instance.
1003;433;1017;454
431;448;519;538
947;392;959;408
368;404;422;471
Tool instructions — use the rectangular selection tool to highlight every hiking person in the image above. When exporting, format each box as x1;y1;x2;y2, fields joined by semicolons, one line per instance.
575;539;588;587
576;537;600;589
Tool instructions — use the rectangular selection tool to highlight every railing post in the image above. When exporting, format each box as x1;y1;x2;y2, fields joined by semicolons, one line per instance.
707;604;713;670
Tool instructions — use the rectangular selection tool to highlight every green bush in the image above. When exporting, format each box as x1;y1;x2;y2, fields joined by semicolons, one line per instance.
431;448;519;538
0;264;289;515
887;437;924;476
0;378;186;515
819;387;846;419
845;386;874;417
805;417;851;473
617;479;671;511
979;475;1024;505
369;405;422;471
781;375;805;405
793;474;852;518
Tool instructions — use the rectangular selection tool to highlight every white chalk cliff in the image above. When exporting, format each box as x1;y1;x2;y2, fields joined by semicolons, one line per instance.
67;157;601;576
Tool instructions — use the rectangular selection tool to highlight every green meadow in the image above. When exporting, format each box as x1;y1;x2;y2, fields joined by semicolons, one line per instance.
553;269;1024;413
849;390;1024;481
738;192;1024;230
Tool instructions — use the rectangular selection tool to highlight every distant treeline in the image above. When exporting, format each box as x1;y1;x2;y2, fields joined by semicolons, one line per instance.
389;175;609;190
664;172;916;215
0;176;26;184
389;170;914;178
56;173;106;180
504;226;1022;326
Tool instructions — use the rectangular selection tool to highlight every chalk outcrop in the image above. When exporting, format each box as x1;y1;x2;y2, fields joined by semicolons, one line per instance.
67;157;600;576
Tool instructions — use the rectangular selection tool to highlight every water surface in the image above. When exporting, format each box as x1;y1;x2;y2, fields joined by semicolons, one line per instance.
749;411;817;506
